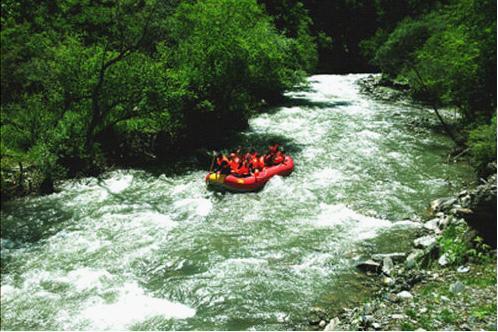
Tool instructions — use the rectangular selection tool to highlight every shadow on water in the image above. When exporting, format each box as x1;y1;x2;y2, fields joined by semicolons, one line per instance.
143;131;304;178
0;199;73;246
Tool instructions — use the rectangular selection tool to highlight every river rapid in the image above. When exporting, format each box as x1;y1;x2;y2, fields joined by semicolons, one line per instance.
0;74;475;330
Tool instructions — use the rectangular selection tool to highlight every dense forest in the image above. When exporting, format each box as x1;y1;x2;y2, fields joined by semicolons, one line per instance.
1;0;496;199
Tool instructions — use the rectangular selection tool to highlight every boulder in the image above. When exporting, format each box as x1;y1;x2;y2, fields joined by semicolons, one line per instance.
413;235;437;249
356;259;381;273
423;218;440;233
382;276;395;287
438;253;449;266
371;252;406;263
396;291;413;300
449;281;465;294
382;256;394;276
391;314;405;320
462;173;497;247
405;249;424;269
430;197;457;214
324;317;340;331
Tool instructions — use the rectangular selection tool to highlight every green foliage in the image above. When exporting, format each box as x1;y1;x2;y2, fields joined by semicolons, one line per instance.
468;114;497;172
362;0;496;168
438;222;492;266
1;0;315;197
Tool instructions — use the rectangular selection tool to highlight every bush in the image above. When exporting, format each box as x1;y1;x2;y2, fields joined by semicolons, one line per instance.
468;114;497;173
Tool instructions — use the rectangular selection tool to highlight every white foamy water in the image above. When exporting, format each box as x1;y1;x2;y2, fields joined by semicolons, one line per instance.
1;75;474;330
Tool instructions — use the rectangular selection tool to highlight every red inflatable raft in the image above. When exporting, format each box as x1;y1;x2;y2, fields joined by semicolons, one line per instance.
205;156;294;192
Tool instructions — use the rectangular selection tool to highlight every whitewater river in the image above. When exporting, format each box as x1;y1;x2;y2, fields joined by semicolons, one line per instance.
1;75;475;330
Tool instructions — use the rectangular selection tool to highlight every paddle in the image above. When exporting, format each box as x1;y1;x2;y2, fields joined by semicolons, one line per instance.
209;151;216;173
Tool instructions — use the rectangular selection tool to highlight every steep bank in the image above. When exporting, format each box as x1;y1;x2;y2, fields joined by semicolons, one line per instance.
321;168;497;331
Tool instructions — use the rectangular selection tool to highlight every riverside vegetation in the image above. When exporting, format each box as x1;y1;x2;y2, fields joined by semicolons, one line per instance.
1;0;496;330
1;0;496;200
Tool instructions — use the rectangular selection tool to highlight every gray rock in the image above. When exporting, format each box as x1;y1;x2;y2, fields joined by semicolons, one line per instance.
449;281;465;294
371;252;406;263
438;253;449;266
460;195;471;207
361;315;374;326
319;320;326;328
324;317;340;331
391;314;405;319
486;323;497;331
382;276;395;287
382;256;394;276
405;249;424;269
396;290;413;300
423;218;440;232
430;197;457;213
413;235;437;249
438;215;453;229
457;266;470;273
371;322;381;330
440;295;450;302
356;259;381;273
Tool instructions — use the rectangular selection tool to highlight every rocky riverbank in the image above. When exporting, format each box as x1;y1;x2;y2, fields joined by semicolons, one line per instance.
312;169;497;331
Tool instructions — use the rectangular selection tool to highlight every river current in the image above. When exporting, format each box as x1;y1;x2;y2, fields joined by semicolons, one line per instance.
0;74;474;330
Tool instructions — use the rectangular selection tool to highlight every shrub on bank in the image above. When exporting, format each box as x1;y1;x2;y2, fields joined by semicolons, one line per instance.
0;0;316;199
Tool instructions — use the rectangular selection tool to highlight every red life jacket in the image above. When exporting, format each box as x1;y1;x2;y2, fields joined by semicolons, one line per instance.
258;156;265;167
274;151;284;164
251;157;259;170
235;163;249;176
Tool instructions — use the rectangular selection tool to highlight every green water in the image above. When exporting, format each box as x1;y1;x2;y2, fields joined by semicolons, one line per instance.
0;74;474;330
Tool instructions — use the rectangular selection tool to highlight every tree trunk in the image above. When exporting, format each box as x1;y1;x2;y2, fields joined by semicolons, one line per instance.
410;65;463;145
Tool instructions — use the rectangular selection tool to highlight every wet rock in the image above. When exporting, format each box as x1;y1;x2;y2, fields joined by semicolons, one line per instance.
372;252;406;263
452;207;473;217
423;218;440;232
459;195;471;207
356;259;381;273
324;317;340;331
457;266;470;273
413;235;437;249
438;215;455;230
449;281;465;294
382;257;394;276
430;197;457;214
396;291;413;300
